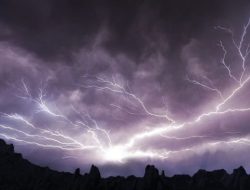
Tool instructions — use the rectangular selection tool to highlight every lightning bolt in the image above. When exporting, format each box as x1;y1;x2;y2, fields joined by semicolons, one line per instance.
1;81;114;154
186;76;224;99
1;18;250;164
82;75;175;123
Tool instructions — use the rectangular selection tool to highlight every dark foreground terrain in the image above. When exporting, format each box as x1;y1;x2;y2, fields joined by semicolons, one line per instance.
0;139;250;190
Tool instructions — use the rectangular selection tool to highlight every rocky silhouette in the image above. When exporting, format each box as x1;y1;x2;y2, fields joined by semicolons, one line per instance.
0;139;250;190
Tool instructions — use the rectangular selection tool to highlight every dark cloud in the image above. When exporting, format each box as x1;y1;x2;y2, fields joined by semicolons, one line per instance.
0;0;249;61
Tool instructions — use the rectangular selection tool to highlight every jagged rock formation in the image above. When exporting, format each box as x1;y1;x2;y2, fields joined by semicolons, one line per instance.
0;139;250;190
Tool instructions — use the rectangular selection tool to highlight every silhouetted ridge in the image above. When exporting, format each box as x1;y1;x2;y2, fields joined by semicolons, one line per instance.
89;165;101;180
233;166;247;177
143;165;160;189
74;168;81;178
0;139;14;153
1;139;250;189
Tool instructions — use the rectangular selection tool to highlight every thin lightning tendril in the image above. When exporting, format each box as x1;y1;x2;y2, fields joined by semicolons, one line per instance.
82;75;175;124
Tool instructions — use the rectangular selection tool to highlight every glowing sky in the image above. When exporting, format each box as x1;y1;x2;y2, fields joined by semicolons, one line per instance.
1;0;250;176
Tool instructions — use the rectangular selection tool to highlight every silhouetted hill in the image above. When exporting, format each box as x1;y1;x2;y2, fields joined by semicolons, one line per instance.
0;139;250;190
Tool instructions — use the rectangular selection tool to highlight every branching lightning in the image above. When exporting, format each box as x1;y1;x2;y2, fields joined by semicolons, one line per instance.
81;75;175;123
1;18;250;164
186;76;224;99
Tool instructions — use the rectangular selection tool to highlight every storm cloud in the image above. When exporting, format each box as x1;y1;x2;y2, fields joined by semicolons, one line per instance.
1;0;250;176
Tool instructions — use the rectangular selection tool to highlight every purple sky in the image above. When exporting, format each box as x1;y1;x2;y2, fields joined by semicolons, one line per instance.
1;0;250;177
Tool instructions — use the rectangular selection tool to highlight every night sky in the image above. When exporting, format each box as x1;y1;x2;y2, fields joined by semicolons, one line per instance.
1;0;250;176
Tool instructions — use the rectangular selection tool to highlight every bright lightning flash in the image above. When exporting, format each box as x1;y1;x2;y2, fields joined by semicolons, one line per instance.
1;18;250;164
